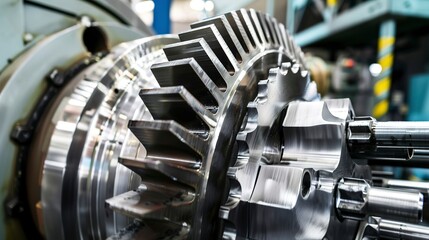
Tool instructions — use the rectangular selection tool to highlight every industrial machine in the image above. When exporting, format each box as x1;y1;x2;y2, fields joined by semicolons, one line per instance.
1;2;429;239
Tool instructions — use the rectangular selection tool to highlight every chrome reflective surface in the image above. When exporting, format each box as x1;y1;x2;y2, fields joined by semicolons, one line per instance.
13;8;429;240
40;36;179;240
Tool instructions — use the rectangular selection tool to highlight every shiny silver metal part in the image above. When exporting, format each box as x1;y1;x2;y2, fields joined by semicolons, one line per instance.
360;217;429;240
9;8;429;240
336;178;423;223
39;35;178;240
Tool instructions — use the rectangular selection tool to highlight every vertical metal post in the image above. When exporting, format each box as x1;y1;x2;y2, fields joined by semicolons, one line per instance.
153;0;172;34
372;20;396;119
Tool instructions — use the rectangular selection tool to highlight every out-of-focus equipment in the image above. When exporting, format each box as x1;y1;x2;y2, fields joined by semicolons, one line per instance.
288;0;429;119
1;4;429;240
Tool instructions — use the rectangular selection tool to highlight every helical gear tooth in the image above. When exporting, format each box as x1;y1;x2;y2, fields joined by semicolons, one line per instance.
191;15;246;62
119;156;202;187
224;11;253;53
140;86;217;133
128;120;206;161
278;23;289;51
236;9;258;48
253;10;271;44
105;179;195;222
273;19;284;48
285;31;298;61
151;58;223;107
247;9;266;45
179;25;239;74
264;15;280;46
162;39;230;90
283;29;295;59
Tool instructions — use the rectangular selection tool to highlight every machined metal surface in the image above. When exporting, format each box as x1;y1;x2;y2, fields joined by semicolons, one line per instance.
3;6;429;240
35;35;179;240
336;178;423;223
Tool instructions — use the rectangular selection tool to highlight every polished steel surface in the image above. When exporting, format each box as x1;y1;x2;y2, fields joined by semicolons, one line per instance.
40;35;179;240
348;118;429;161
336;178;423;223
6;7;429;240
361;217;429;240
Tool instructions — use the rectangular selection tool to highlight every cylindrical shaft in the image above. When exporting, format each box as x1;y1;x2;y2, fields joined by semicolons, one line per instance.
379;219;429;240
367;187;423;223
374;121;429;148
336;178;424;223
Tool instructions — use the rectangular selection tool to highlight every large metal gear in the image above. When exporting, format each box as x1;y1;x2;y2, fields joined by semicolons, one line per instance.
2;6;429;240
106;9;314;239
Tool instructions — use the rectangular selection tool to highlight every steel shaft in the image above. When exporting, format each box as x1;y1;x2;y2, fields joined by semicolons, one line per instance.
378;219;429;240
336;178;424;223
348;117;429;161
374;121;429;148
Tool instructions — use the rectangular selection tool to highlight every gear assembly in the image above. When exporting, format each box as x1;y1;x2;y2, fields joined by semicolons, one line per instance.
1;1;429;240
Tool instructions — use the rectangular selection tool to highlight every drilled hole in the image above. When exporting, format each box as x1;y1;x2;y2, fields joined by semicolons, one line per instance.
82;26;108;54
301;171;311;198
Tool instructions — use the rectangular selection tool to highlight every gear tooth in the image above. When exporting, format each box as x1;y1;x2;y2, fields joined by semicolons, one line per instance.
162;39;230;90
281;62;292;73
299;51;307;68
247;9;266;45
151;58;223;106
277;22;287;49
140;86;217;131
291;63;301;74
284;30;297;60
224;11;253;53
301;70;309;78
273;63;310;101
270;18;283;47
260;13;279;46
191;15;246;61
119;156;202;187
303;81;320;101
268;67;279;78
179;25;239;74
236;9;258;48
239;103;258;136
128;120;206;161
105;180;195;222
256;79;269;103
253;10;270;44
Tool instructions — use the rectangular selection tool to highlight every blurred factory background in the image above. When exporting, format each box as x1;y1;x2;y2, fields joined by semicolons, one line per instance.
127;0;429;180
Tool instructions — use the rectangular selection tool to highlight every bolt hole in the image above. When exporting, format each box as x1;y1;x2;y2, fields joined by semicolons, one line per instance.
114;88;119;94
301;171;312;198
82;26;108;54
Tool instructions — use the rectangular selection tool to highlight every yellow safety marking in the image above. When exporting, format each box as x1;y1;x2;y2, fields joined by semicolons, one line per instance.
372;99;389;118
327;0;337;7
374;77;391;96
379;54;393;71
378;37;395;51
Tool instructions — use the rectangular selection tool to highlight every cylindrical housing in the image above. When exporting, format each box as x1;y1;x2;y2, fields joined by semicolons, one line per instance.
374;121;429;149
367;187;423;223
379;219;429;240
